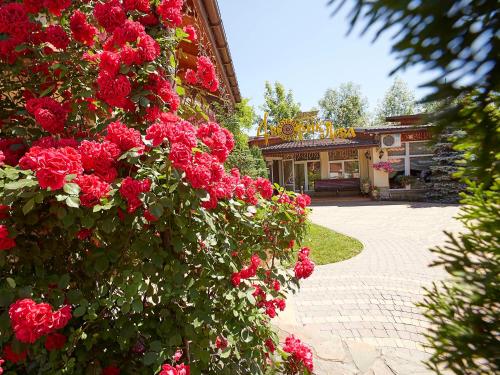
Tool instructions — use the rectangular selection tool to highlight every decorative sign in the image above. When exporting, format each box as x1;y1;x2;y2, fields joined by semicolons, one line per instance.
281;152;320;161
329;149;358;160
257;113;356;145
401;130;431;142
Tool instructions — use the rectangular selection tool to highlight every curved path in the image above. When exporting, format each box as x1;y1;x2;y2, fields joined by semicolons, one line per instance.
279;200;463;374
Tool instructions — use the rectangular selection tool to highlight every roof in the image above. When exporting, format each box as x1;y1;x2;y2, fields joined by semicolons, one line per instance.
261;138;378;154
385;114;427;125
356;124;434;133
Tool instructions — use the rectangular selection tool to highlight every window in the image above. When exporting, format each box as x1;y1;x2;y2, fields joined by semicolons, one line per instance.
307;161;321;191
344;161;360;178
328;160;359;179
329;162;342;179
387;142;434;189
409;141;433;155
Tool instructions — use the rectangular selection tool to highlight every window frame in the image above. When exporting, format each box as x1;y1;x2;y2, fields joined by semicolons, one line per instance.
387;141;433;189
328;159;360;179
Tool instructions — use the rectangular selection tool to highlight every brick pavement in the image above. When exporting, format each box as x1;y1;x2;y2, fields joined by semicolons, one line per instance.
278;200;463;374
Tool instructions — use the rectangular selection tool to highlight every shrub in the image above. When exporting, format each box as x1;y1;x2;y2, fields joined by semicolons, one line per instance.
0;1;314;374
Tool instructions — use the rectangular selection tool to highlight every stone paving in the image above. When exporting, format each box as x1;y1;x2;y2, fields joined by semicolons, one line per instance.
276;199;463;374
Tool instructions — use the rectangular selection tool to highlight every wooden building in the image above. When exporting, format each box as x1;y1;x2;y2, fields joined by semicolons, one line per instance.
179;0;240;106
249;114;435;200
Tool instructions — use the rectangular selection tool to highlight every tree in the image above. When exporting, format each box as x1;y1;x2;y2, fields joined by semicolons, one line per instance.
215;99;267;178
261;81;301;124
0;2;316;374
329;1;499;374
318;82;368;127
375;77;416;123
425;127;465;203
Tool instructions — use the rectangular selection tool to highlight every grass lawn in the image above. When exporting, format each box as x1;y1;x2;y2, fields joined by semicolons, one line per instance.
302;223;363;265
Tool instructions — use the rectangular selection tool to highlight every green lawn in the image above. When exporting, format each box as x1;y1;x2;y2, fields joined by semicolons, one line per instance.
302;223;363;265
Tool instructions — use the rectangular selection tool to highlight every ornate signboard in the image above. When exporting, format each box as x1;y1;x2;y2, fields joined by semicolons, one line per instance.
401;130;431;142
256;113;356;145
281;152;320;161
328;149;358;160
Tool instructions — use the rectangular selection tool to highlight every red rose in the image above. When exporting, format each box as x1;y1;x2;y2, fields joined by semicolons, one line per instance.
169;142;192;169
0;225;15;251
2;344;27;364
44;333;66;351
215;336;228;350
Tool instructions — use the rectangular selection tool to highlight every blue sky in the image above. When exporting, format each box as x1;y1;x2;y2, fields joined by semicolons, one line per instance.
218;0;436;116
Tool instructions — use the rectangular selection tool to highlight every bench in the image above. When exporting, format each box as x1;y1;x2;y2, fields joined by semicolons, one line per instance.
314;178;360;193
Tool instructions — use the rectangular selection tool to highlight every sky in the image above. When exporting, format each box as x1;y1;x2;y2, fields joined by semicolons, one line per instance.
218;0;437;118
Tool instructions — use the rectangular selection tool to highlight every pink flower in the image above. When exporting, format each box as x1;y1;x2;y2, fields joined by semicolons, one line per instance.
183;25;197;41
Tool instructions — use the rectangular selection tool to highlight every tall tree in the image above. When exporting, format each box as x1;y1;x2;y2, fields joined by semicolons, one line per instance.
375;77;416;122
328;1;499;374
261;81;301;124
318;82;368;127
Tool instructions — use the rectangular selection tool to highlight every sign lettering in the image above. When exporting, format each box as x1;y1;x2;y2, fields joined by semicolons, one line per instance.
257;113;356;145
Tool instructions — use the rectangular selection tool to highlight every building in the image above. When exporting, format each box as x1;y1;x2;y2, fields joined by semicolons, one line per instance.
179;0;240;107
249;114;435;200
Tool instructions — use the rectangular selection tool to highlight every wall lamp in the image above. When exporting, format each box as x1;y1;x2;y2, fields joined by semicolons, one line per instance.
364;151;371;160
378;149;385;159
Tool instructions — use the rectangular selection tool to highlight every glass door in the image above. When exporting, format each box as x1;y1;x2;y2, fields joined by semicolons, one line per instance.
307;161;321;191
294;162;306;192
283;160;294;191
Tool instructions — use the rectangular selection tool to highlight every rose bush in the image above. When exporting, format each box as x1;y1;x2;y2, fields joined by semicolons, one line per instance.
0;0;315;374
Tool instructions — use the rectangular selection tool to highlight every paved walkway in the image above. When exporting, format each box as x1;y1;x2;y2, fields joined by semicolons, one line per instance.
276;200;463;374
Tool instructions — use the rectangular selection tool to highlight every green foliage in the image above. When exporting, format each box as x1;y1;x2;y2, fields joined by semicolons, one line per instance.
318;82;368;127
0;3;312;374
328;1;499;373
261;81;301;124
375;77;416;123
0;160;309;374
215;99;267;178
421;180;500;375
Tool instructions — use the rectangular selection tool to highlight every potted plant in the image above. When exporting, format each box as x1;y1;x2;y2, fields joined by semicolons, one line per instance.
371;187;380;200
360;178;371;194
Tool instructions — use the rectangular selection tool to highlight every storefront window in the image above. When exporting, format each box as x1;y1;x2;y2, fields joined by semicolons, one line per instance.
388;141;434;189
283;160;294;191
328;160;359;179
409;141;433;155
388;158;405;189
410;156;433;187
344;161;360;178
329;162;343;179
307;162;321;191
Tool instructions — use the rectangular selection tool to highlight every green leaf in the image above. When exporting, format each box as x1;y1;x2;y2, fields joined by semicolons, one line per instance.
143;352;158;366
58;274;70;289
66;196;80;208
5;179;37;190
6;277;16;288
22;198;35;215
132;300;143;313
63;183;80;195
176;86;185;96
73;305;86;318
